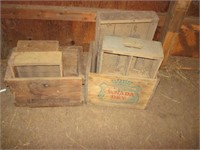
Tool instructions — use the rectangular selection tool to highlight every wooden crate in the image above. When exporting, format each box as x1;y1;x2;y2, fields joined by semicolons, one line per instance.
86;41;160;109
98;36;164;79
94;11;159;71
4;43;84;107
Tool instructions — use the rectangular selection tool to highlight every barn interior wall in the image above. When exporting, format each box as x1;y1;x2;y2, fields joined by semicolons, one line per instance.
1;1;199;59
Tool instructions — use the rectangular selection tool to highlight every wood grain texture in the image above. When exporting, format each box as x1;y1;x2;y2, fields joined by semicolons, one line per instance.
8;51;63;78
88;73;159;109
14;65;61;78
1;3;165;59
1;4;96;22
102;36;163;59
161;0;191;65
61;46;80;77
186;1;199;17
1;1;170;12
4;65;83;107
99;36;164;78
171;22;199;57
1;19;95;59
9;51;62;65
1;2;198;61
16;40;59;51
6;78;82;106
84;42;94;103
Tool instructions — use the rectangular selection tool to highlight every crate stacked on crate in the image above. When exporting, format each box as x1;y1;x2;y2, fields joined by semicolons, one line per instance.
88;11;163;109
94;10;159;71
4;40;84;107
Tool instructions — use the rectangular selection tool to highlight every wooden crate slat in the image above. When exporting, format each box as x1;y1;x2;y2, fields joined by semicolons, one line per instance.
16;40;59;51
102;36;163;59
6;77;82;106
99;11;158;24
60;46;83;77
1;4;97;22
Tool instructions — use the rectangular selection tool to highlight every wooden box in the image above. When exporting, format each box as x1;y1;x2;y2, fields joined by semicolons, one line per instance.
4;41;84;107
94;11;159;71
98;36;164;79
87;41;161;109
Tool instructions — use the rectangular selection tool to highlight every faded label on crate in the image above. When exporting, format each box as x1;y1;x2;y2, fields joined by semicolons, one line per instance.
98;79;141;103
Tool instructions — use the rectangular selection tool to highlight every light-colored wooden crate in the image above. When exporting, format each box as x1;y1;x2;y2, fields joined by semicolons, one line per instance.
88;73;159;109
94;11;159;71
98;36;164;79
86;41;160;109
4;44;84;107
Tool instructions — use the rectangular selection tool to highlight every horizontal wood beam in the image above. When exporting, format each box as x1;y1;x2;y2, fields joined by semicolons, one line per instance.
1;4;97;22
2;4;170;26
183;16;199;25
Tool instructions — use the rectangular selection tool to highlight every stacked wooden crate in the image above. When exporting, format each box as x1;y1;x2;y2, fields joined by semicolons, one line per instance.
93;11;159;71
88;11;163;109
4;41;84;107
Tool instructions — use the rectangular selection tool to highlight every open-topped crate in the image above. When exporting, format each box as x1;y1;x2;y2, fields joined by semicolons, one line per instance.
4;40;84;107
98;36;164;79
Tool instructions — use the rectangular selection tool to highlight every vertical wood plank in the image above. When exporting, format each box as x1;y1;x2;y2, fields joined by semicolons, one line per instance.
150;59;163;78
161;0;191;65
125;56;132;75
97;23;115;71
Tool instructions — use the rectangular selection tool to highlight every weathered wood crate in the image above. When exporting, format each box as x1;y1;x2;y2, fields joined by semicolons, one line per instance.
98;36;164;79
87;40;162;109
4;41;84;107
94;11;159;71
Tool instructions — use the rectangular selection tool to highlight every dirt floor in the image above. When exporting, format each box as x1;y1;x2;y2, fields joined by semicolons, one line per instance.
0;56;199;149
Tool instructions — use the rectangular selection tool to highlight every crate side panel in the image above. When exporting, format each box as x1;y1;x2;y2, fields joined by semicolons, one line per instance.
15;65;61;77
62;48;79;76
6;78;82;106
88;73;158;109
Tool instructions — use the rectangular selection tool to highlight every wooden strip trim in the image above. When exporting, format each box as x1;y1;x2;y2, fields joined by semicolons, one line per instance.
1;4;97;22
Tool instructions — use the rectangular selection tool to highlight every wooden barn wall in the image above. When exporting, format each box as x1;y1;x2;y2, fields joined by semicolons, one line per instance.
1;1;170;11
1;1;199;59
171;1;199;58
1;1;169;59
